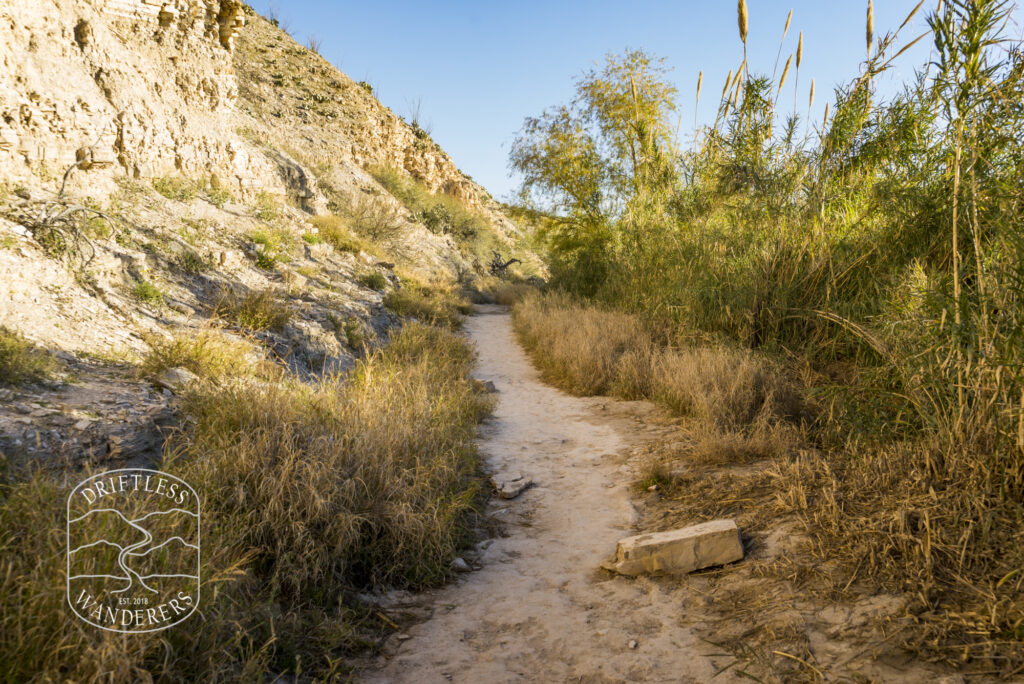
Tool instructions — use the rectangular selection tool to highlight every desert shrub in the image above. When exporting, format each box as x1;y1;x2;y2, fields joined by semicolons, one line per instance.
213;287;292;332
0;327;58;386
131;279;165;305
342;193;403;242
357;272;388;290
152;176;198;202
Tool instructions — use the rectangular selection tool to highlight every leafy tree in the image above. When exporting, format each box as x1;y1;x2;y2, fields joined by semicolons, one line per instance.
509;49;678;294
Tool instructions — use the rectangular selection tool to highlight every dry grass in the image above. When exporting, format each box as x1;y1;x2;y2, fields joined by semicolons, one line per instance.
490;282;537;306
138;328;275;382
384;283;472;329
309;214;377;255
212;286;293;332
0;326;59;385
513;293;799;466
0;322;493;681
512;292;648;395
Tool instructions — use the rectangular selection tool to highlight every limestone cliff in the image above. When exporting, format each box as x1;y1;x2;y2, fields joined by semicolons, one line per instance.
0;0;507;234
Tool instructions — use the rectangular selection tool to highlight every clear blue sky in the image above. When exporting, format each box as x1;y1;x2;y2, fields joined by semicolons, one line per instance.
247;1;1021;201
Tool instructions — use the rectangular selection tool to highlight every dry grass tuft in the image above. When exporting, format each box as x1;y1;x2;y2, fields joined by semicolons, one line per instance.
212;286;293;332
490;282;538;306
309;214;376;255
0;327;59;386
384;283;471;328
139;328;274;381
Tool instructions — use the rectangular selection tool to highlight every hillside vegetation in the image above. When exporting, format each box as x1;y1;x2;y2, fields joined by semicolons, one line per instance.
510;0;1024;673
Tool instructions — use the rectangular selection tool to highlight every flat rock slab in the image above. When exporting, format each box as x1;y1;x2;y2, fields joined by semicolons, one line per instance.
490;472;535;500
602;519;743;576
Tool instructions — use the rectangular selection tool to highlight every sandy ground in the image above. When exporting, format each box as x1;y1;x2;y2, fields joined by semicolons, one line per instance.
363;306;736;683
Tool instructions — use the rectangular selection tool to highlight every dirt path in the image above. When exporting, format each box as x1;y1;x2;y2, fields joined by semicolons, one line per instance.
364;306;734;683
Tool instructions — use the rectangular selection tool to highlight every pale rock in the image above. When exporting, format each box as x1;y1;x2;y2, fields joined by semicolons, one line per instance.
155;367;199;392
602;520;744;576
472;379;497;394
490;473;534;500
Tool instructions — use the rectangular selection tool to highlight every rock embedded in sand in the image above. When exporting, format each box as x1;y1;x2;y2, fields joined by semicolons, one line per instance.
490;473;534;500
603;519;743;576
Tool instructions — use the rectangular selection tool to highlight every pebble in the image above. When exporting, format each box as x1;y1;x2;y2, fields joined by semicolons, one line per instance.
74;418;93;430
628;640;638;650
451;557;471;573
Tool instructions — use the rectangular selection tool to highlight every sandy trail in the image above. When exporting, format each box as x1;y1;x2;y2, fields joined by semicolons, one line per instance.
364;306;733;683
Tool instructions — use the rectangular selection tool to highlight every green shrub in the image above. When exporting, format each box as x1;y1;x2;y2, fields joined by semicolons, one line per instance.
131;279;165;305
357;272;388;290
153;176;198;202
250;227;293;270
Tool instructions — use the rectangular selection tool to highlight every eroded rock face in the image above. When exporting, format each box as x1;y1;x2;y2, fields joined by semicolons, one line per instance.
0;0;270;193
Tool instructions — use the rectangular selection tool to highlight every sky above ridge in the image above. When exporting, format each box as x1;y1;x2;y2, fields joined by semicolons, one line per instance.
247;1;1023;202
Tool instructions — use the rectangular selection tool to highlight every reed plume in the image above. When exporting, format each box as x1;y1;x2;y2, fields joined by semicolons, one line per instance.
867;0;875;57
738;0;749;79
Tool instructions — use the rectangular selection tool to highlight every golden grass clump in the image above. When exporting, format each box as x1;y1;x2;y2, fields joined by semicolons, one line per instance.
512;294;798;458
138;328;273;382
384;283;471;328
0;326;59;386
512;292;649;395
309;214;375;255
490;282;538;306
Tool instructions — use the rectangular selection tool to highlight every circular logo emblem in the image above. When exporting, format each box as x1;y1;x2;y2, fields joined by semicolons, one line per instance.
66;468;200;633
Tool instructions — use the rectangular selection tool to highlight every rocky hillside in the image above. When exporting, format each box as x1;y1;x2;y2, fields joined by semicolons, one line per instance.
0;0;539;468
